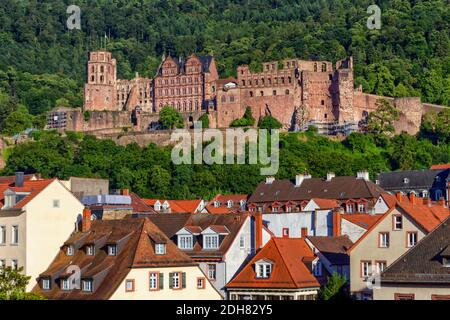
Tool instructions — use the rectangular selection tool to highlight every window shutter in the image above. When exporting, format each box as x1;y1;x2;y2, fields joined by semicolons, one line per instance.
182;272;186;289
169;272;173;289
159;273;164;290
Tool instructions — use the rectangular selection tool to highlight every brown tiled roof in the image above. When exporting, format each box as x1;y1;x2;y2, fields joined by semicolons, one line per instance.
310;198;340;209
33;218;195;300
227;238;320;289
381;217;450;284
248;176;384;204
148;213;249;260
306;236;353;265
129;192;156;213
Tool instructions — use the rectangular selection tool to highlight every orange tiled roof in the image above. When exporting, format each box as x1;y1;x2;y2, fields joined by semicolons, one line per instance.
0;179;55;209
142;199;202;213
226;238;320;289
341;213;383;230
310;198;339;209
430;163;450;170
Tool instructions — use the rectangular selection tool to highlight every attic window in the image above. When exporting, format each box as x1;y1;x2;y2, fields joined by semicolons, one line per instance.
403;178;410;184
42;278;51;290
203;235;219;249
67;245;74;256
227;200;233;208
86;245;95;256
155;243;166;255
213;201;220;208
107;245;117;256
82;279;93;292
255;261;272;279
443;257;450;267
178;235;193;250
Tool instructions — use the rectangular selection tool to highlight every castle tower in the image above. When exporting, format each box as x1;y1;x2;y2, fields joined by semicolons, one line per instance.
84;51;117;111
335;57;355;123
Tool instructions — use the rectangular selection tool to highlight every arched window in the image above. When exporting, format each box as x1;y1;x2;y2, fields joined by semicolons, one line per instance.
100;66;104;73
91;75;95;82
321;63;327;72
249;91;253;97
242;80;246;86
285;89;289;95
100;75;104;83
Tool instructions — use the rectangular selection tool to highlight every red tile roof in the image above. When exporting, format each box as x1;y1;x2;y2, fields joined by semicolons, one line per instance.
143;199;203;213
129;192;156;213
341;214;383;230
310;198;339;209
226;238;320;289
0;179;55;209
430;163;450;170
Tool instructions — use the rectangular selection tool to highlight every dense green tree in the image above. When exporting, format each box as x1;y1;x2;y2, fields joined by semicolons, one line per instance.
367;99;400;136
1;105;33;135
258;115;283;130
318;272;350;301
159;106;184;129
0;267;44;300
230;107;255;127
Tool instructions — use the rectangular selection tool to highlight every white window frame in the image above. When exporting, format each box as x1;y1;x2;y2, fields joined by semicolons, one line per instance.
155;243;166;255
346;204;354;213
61;278;71;291
203;235;219;249
11;259;18;270
227;200;233;208
178;235;193;250
149;272;159;290
207;264;216;280
82;280;93;292
361;261;372;278
11;225;18;245
86;245;95;256
172;272;181;289
42;278;51;290
108;245;117;256
358;203;366;213
154;202;161;211
256;262;272;279
67;245;74;256
125;279;134;292
393;215;403;230
376;261;386;274
0;225;6;245
379;232;390;248
407;232;418;247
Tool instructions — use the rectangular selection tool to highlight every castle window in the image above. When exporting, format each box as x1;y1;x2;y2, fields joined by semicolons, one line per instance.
255;79;258;85
249;91;253;97
91;66;94;73
321;100;325;105
322;63;327;72
288;77;292;83
100;66;104;73
268;78;271;84
242;80;245;86
221;96;226;103
285;89;289;95
329;74;332;81
189;87;192;94
324;113;327;119
273;90;277;96
260;91;264;96
230;96;235;102
314;63;318;72
281;77;285;84
261;78;265;85
100;76;104;83
91;75;95;82
195;101;199;109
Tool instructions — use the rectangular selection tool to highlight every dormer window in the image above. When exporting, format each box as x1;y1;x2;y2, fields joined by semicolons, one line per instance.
61;278;71;291
86;245;95;256
154;201;161;211
255;260;272;279
155;243;166;255
82;279;93;292
178;235;193;250
227;200;233;208
42;278;51;290
203;235;219;249
239;200;246;208
312;260;322;276
67;245;74;256
403;178;410;184
443;257;450;267
214;201;220;208
107;245;117;256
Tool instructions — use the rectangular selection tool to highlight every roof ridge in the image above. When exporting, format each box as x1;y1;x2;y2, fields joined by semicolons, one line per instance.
272;238;301;286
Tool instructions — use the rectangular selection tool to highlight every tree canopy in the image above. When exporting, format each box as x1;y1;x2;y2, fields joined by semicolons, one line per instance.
159;106;184;129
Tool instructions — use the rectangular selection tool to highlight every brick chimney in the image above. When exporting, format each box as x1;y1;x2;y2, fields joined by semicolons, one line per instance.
395;192;403;203
15;172;24;187
254;212;263;250
82;208;92;232
332;210;341;236
301;227;308;238
408;192;416;205
265;176;275;184
326;172;335;182
295;173;311;187
121;189;129;196
423;197;430;206
438;197;446;207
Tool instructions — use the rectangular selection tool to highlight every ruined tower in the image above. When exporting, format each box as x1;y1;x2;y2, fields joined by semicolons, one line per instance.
334;57;355;123
84;51;117;111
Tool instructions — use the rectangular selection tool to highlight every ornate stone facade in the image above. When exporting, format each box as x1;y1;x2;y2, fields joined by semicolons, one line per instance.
48;50;446;137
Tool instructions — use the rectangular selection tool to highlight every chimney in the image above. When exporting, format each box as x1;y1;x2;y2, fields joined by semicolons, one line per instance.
265;176;275;184
82;208;92;232
254;212;263;250
15;172;24;187
301;227;308;238
408;192;416;205
423;197;430;206
295;173;311;187
356;170;370;181
121;189;129;196
438;197;446;207
395;192;403;203
332;210;341;236
326;172;335;181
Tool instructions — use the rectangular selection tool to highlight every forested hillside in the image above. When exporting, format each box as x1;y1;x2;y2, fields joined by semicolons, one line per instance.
0;0;448;130
1;129;449;199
